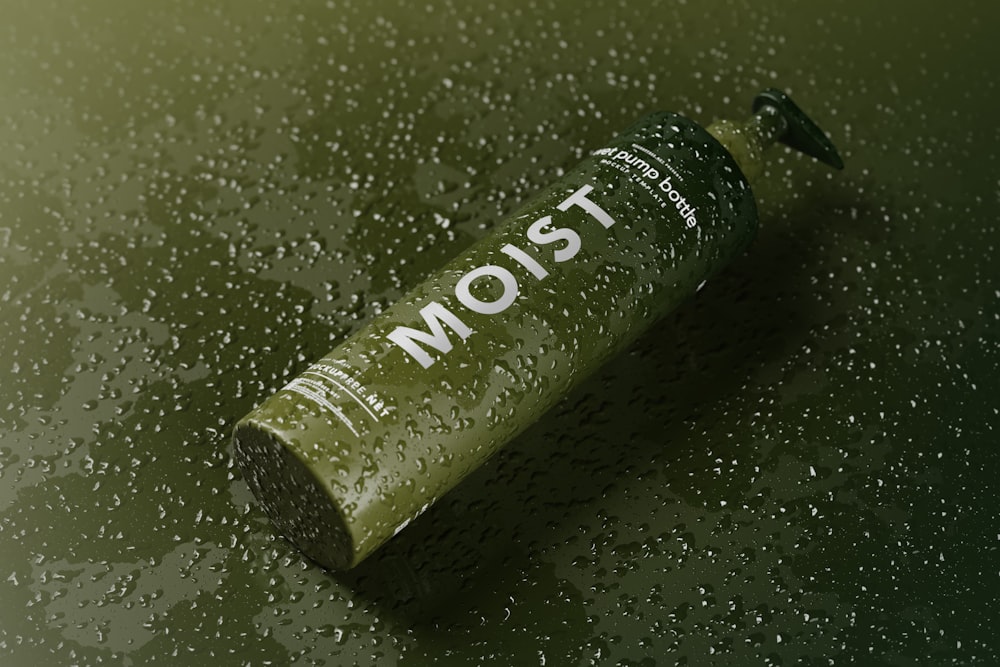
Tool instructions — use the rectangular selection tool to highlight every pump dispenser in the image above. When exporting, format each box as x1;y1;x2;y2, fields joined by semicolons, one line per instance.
233;89;844;570
708;88;844;181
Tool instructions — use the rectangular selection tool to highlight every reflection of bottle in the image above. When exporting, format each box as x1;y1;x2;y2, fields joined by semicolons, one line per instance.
233;89;843;570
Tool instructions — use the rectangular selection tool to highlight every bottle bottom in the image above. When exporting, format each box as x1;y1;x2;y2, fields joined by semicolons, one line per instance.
233;421;355;570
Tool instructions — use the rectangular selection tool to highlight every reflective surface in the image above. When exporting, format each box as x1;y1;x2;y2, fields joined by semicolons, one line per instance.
2;0;998;664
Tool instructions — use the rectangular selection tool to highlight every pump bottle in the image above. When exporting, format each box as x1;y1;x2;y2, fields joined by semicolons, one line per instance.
233;89;843;570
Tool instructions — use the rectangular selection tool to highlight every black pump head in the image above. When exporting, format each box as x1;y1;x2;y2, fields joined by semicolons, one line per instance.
752;88;844;170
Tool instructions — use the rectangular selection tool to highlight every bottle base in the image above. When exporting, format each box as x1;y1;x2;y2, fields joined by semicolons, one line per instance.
233;421;356;571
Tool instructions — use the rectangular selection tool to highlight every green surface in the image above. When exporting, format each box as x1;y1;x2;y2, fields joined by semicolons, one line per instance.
2;0;998;665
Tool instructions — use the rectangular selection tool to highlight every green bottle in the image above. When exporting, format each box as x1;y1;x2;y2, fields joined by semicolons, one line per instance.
233;89;843;570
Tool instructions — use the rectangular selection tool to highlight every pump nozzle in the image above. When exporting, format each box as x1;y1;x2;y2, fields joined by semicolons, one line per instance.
708;88;844;180
752;88;844;169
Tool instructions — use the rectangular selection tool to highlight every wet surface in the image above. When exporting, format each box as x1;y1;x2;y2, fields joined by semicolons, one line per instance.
2;0;999;664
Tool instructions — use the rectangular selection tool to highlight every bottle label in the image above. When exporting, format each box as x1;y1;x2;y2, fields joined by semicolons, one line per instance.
591;143;700;228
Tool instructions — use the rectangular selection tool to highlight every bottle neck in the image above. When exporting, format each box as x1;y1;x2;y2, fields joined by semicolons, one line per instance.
706;105;788;184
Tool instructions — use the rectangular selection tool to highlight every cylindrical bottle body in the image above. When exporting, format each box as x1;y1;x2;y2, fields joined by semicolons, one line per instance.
233;112;757;570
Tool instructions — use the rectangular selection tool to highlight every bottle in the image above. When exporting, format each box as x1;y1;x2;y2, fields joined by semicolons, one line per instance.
233;89;844;570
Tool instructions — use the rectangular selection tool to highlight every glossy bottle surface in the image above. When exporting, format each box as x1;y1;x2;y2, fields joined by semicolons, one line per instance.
234;112;757;569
